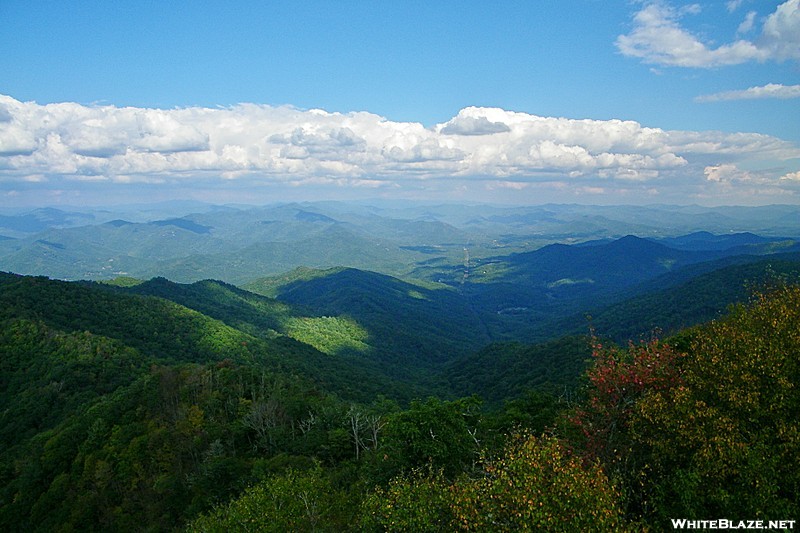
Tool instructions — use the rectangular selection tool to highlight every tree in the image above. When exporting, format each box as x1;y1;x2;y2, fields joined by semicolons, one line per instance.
188;465;353;532
631;284;800;521
376;397;482;482
565;284;800;523
564;337;684;516
361;434;629;532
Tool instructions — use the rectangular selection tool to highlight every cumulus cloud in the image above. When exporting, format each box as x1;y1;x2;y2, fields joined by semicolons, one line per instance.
0;105;12;123
703;163;788;188
616;0;800;67
761;0;800;61
0;126;37;157
440;115;511;135
0;95;798;203
695;83;800;102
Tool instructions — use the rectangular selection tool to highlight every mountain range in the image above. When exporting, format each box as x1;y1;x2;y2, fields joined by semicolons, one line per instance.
2;201;799;362
3;201;800;531
1;202;799;284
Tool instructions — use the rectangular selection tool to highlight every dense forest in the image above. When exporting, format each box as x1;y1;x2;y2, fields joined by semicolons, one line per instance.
1;264;798;531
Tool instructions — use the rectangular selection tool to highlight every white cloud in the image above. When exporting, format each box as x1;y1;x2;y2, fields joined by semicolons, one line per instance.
727;0;745;13
0;105;12;123
0;125;37;156
737;10;757;34
761;0;800;61
0;95;798;204
440;115;511;135
487;181;529;191
616;0;800;67
703;163;785;187
695;83;800;102
704;163;750;182
781;170;800;181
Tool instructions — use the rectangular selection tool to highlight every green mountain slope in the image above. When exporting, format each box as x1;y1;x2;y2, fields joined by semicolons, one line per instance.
0;272;416;402
123;276;381;369
0;271;424;530
240;240;800;377
248;267;492;370
444;336;592;406
0;318;359;530
567;253;800;343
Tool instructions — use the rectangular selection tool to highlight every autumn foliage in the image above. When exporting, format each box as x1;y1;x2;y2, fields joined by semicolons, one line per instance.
565;283;800;523
4;271;799;531
568;337;684;465
631;284;800;521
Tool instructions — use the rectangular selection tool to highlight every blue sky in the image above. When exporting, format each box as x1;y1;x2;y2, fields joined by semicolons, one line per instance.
1;0;799;207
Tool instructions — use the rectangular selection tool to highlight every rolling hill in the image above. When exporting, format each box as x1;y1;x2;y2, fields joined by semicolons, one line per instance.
247;267;492;371
2;202;800;286
0;272;418;402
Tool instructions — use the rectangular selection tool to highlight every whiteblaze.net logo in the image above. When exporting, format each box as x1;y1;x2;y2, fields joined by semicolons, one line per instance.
671;519;796;530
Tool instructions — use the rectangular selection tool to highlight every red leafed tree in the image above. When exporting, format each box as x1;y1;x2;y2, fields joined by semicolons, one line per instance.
565;337;685;516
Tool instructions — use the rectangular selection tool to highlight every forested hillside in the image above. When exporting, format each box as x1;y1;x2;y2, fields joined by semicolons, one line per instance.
0;272;416;530
249;267;491;368
2;267;798;530
559;253;800;342
192;282;800;531
2;203;800;530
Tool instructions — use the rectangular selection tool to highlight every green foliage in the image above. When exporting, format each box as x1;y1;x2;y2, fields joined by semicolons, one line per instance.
360;467;455;532
361;434;628;532
243;265;338;298
631;283;800;521
481;390;562;451
4;260;800;531
102;275;145;287
255;267;492;370
0;273;399;530
189;465;354;532
1;358;365;531
375;397;482;482
284;315;370;356
577;255;800;342
0;272;255;366
121;276;423;402
446;336;592;405
450;434;627;531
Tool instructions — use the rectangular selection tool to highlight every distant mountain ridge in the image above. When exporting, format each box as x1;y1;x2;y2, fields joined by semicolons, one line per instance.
3;241;799;404
1;202;799;284
2;201;800;378
655;231;786;251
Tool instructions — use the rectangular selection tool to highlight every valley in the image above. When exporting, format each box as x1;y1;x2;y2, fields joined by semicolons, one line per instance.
1;201;799;531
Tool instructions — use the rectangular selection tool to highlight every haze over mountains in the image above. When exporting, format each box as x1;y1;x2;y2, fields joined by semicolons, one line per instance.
1;202;799;282
4;200;799;403
2;200;799;351
4;0;800;526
